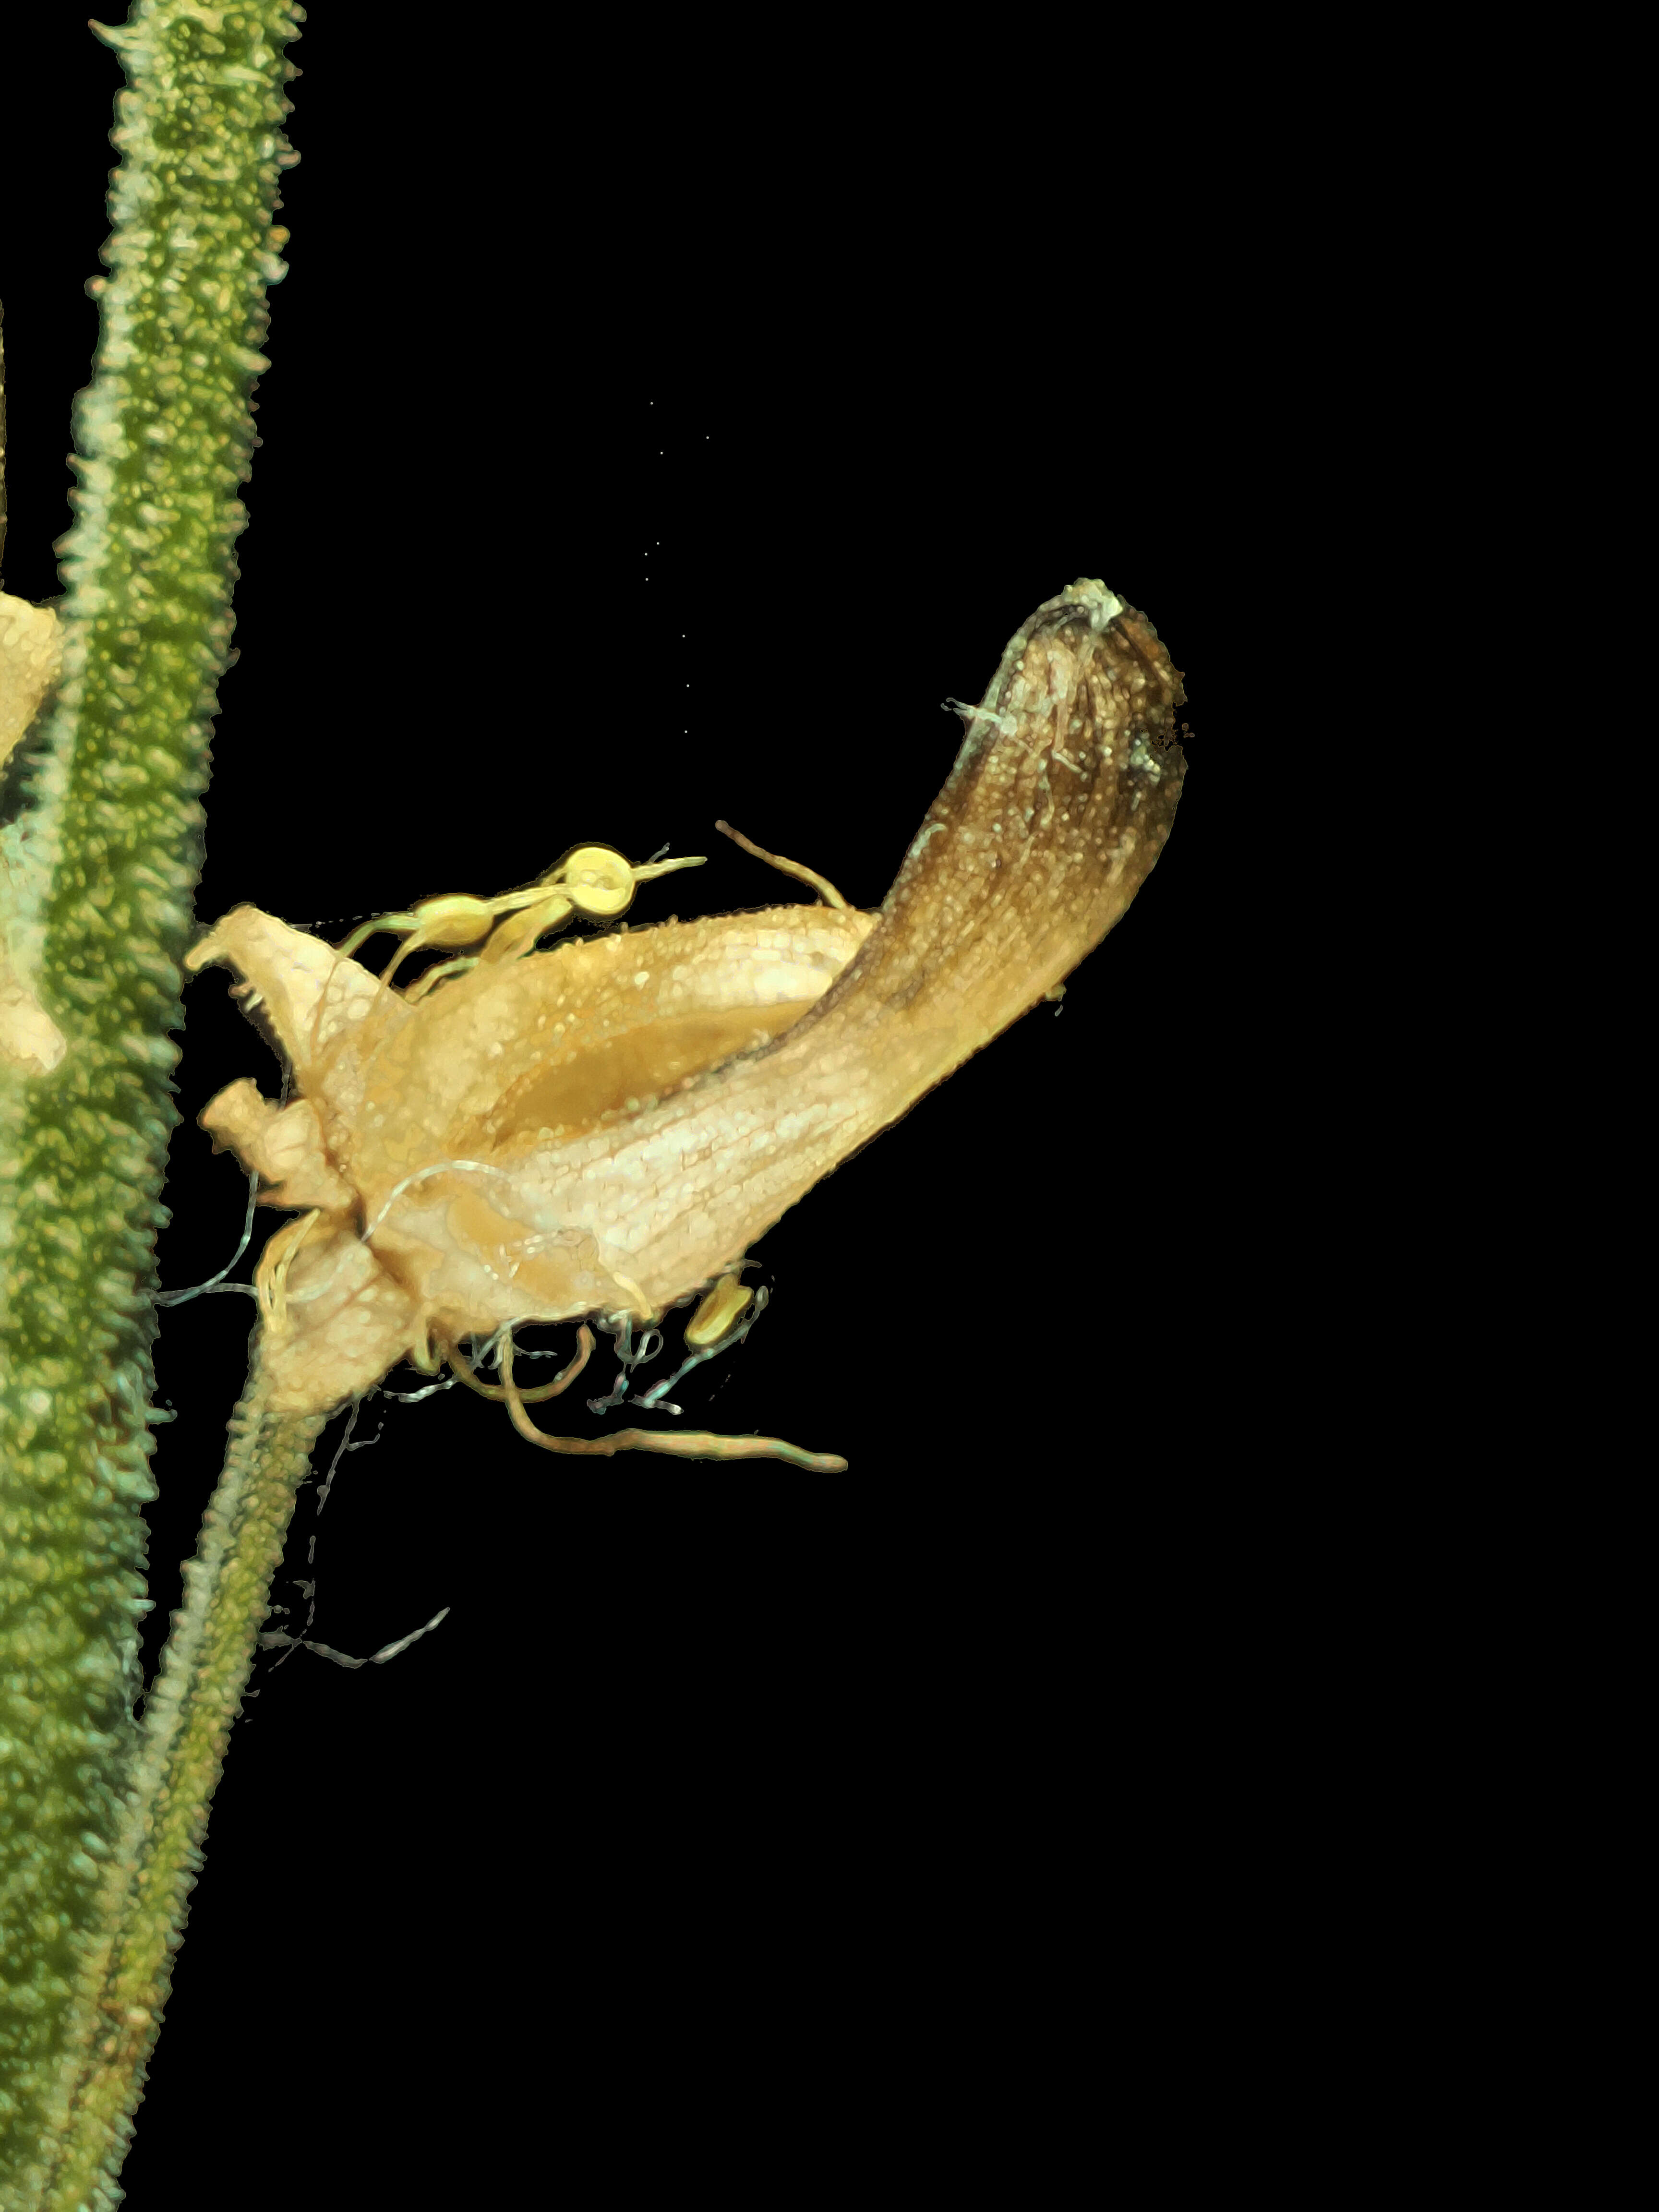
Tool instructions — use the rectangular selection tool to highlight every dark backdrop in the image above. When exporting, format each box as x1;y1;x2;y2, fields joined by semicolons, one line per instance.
0;12;1303;2205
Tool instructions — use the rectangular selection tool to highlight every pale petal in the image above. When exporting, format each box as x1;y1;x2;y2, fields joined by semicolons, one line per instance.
199;1077;354;1212
0;600;68;1072
0;594;63;777
254;1212;427;1416
331;905;877;1197
192;904;878;1407
184;905;406;1082
0;970;68;1075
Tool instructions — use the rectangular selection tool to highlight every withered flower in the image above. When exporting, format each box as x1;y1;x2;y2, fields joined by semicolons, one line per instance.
187;580;1187;1466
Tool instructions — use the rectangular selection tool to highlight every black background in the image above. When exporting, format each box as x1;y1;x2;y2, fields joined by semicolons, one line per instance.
0;12;1322;2204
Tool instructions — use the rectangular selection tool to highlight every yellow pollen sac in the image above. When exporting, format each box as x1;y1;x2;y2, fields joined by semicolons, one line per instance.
406;893;500;948
337;896;498;978
685;1275;754;1347
560;845;637;919
370;894;501;983
551;844;706;921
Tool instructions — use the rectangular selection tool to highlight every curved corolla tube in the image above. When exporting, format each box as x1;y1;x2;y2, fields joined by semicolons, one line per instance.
186;578;1186;1429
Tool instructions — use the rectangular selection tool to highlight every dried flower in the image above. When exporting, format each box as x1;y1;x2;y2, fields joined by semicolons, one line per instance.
189;899;876;1421
187;580;1187;1460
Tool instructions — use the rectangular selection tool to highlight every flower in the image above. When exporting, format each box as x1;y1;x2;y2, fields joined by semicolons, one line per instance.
189;900;876;1414
186;579;1187;1432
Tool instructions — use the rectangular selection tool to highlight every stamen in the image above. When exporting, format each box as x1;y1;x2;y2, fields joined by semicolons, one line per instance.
714;820;848;909
499;1330;847;1472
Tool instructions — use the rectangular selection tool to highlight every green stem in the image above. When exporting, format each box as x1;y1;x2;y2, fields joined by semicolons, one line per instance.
32;1371;325;2211
0;5;302;2200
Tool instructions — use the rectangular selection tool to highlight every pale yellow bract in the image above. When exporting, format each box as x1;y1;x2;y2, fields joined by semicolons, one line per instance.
186;579;1189;1467
0;591;68;1075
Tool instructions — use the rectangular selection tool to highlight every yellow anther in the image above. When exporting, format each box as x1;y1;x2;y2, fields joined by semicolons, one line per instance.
337;898;495;983
560;844;638;919
337;848;708;995
406;893;499;949
685;1274;754;1347
376;893;498;984
549;844;707;921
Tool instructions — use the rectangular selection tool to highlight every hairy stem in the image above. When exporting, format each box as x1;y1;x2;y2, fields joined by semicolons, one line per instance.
31;1370;325;2211
0;5;302;2201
